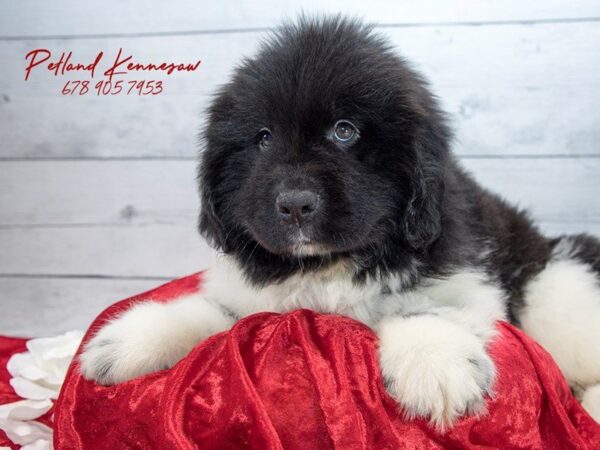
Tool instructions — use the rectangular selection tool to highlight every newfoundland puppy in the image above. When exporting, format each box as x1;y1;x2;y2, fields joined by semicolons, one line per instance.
81;16;600;427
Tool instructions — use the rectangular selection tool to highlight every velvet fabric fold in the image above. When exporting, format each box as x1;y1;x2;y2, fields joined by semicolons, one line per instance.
2;272;599;448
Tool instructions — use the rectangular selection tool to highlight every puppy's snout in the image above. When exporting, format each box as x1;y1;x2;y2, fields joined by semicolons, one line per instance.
276;190;319;225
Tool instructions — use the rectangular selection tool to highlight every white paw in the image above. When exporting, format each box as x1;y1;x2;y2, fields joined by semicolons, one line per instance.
377;315;495;430
80;296;230;385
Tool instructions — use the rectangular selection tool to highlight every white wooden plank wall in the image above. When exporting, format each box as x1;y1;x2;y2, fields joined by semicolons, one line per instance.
0;1;599;336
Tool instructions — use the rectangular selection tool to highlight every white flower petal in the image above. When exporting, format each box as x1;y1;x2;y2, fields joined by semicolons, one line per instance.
0;399;52;421
7;353;48;382
27;331;83;359
2;330;83;448
10;377;58;401
0;419;52;446
28;331;84;381
22;439;52;450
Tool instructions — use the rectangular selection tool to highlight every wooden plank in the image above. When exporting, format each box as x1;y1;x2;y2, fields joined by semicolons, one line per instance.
0;158;598;278
461;158;600;225
539;222;600;238
0;224;216;277
1;158;599;226
1;88;597;158
0;220;597;280
0;276;168;336
0;160;198;226
2;0;599;38
4;22;600;94
1;22;599;158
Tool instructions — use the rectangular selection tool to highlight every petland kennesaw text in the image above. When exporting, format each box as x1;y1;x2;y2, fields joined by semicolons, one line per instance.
24;48;202;81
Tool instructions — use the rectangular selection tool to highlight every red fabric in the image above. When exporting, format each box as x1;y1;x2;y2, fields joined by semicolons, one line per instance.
1;273;599;449
0;335;27;449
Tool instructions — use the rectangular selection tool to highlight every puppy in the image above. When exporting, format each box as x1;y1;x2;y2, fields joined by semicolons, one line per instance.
80;17;600;428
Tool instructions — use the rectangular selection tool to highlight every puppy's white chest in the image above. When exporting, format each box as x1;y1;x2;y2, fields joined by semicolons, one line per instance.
204;257;386;324
269;270;383;317
204;258;508;333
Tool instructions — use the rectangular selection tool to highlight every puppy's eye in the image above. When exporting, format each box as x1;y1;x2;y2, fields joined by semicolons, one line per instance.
333;120;358;143
257;128;272;149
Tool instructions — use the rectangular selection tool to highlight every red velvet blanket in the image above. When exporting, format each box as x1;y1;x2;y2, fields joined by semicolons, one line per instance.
1;272;599;449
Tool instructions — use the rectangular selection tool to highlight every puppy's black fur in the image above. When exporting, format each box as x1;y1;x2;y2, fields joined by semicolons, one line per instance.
198;16;594;322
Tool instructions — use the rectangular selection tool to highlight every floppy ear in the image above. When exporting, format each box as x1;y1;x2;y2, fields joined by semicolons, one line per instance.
403;124;447;250
198;164;230;252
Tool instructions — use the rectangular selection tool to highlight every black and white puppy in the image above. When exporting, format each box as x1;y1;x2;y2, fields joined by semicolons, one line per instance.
80;17;600;428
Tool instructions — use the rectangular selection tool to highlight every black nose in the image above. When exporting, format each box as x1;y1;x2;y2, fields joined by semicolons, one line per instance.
276;190;319;225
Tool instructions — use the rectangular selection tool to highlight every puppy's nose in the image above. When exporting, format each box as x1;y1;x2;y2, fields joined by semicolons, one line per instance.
276;190;319;225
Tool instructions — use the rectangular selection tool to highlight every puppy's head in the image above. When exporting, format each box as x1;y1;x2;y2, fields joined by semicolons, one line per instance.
199;16;451;281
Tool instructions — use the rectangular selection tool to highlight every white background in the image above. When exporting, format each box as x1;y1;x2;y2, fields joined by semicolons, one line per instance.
0;0;599;335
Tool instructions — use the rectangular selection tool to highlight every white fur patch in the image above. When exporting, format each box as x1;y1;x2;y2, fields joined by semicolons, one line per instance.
521;258;600;389
418;271;507;339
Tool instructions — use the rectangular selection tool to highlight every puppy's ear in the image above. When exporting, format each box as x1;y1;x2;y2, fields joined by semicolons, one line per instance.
198;89;240;253
198;165;229;252
403;125;447;250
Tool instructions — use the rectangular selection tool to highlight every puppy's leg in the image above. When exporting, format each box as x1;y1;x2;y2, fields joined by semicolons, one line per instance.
520;235;600;422
378;314;495;429
377;271;505;430
80;293;235;385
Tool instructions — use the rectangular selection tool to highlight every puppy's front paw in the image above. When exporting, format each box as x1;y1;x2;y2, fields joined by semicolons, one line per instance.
377;315;495;430
80;301;194;385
